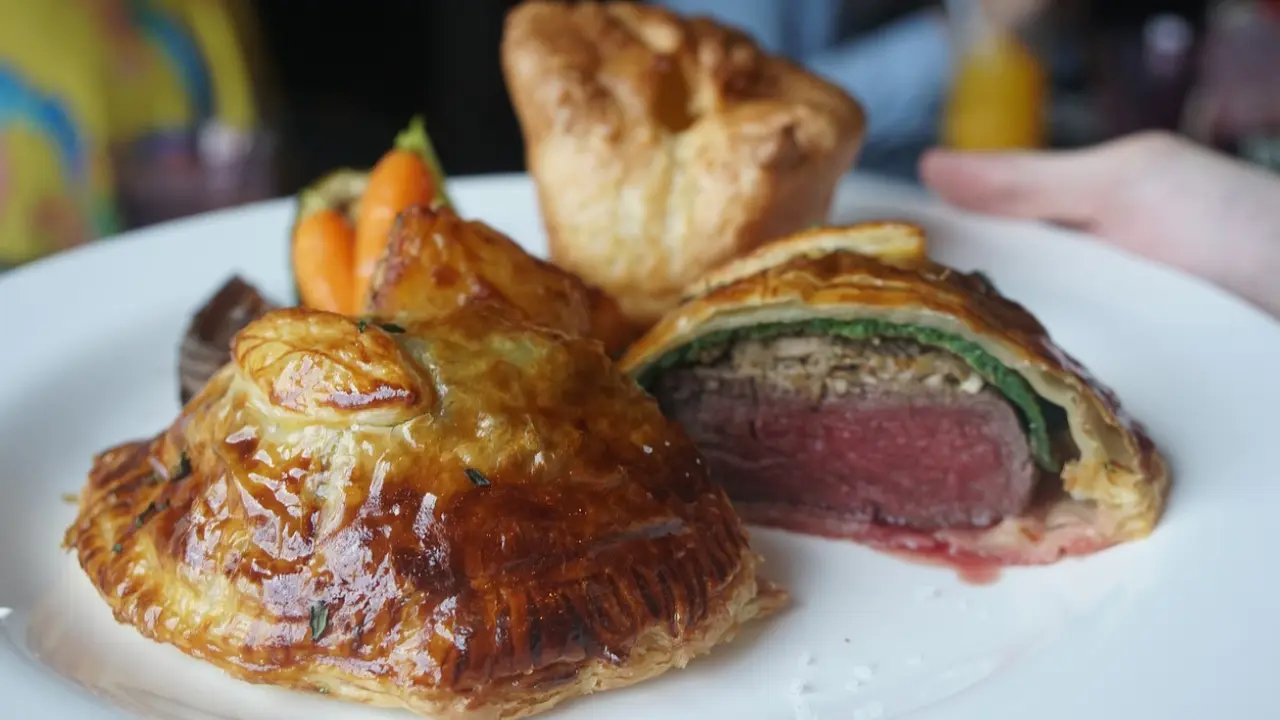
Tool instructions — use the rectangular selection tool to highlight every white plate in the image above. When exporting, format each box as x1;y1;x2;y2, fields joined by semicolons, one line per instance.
2;174;1279;720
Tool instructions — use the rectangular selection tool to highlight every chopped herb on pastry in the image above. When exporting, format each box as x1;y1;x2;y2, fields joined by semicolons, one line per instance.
621;223;1170;566
68;304;781;719
501;0;867;326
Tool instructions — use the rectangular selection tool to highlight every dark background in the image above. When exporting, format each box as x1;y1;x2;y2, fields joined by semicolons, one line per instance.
254;0;1215;193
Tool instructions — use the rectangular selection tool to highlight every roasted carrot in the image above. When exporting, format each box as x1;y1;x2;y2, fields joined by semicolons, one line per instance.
292;208;356;314
352;117;449;310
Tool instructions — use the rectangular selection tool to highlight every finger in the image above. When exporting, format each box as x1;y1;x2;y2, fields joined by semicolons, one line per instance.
918;146;1109;227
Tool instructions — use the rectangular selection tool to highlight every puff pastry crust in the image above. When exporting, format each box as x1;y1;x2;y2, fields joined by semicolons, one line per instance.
367;205;639;356
621;224;1171;564
67;304;778;718
502;0;867;325
178;204;639;405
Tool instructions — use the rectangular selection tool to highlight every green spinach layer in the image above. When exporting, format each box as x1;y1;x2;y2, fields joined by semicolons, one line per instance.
632;318;1061;472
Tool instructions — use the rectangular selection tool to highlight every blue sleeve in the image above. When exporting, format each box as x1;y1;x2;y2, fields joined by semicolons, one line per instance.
806;9;952;152
650;0;845;59
648;2;953;180
649;0;788;54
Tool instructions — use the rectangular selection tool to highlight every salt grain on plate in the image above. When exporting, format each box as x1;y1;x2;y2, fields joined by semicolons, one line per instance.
851;664;875;682
797;651;813;669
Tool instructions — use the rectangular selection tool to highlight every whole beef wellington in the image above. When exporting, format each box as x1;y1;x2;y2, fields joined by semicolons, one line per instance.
620;223;1171;565
69;303;782;718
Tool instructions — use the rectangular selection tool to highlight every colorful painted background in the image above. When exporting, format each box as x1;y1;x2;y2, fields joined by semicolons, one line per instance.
0;0;259;267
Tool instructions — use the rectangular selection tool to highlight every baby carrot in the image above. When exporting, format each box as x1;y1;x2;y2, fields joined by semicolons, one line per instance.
293;208;356;314
352;118;448;310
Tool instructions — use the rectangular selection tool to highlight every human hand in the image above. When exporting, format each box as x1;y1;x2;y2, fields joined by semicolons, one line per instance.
919;131;1280;319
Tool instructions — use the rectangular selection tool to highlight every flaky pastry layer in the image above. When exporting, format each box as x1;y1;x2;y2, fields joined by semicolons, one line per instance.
622;224;1171;563
67;305;780;719
502;1;866;325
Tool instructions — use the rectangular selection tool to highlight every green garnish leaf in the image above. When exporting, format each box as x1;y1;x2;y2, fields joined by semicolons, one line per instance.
133;499;172;528
392;115;453;210
111;543;123;553
464;468;491;487
171;451;192;482
309;601;329;642
134;502;159;528
394;115;431;155
356;318;405;334
317;687;329;695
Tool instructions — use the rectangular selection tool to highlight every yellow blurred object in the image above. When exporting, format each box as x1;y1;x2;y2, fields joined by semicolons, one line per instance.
0;1;116;266
942;30;1048;150
164;0;257;131
0;0;261;267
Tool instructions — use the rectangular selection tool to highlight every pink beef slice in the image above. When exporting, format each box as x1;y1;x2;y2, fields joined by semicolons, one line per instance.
651;335;1036;530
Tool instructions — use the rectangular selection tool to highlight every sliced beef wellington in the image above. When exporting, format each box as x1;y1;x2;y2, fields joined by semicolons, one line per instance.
621;223;1170;565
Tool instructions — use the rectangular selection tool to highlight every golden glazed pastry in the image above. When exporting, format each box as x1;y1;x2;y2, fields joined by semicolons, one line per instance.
177;204;639;403
621;224;1171;566
501;1;867;326
66;304;779;718
367;204;640;357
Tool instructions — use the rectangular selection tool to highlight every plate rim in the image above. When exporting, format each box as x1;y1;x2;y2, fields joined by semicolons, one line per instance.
3;171;1280;720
